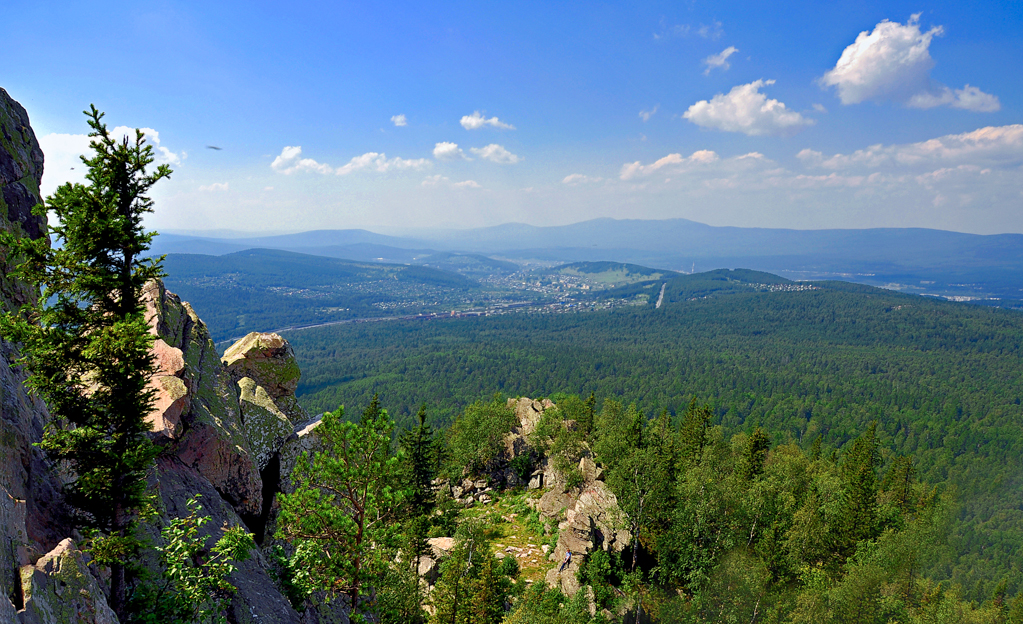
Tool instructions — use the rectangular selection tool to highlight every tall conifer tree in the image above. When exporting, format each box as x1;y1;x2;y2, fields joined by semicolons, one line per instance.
0;106;170;616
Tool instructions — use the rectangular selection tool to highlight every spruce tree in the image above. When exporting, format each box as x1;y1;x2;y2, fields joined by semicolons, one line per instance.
0;105;170;616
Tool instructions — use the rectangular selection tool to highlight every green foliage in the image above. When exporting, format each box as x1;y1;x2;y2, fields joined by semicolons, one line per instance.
0;106;170;616
428;519;510;624
399;404;438;518
276;403;406;615
447;395;517;476
129;496;255;624
289;284;1023;594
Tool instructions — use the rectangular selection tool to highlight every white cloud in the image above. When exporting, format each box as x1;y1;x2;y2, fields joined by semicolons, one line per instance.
683;80;814;136
620;150;721;180
801;124;1023;170
820;15;1000;112
272;146;429;175
703;46;738;75
907;85;1001;112
433;142;468;161
562;174;604;185
812;103;828;113
39;127;181;196
697;21;724;40
390;114;408;127
38;132;92;195
109;126;182;165
639;105;659;122
271;146;334;174
460;111;516;130
198;182;229;191
422;175;481;189
335;152;430;175
469;144;521;164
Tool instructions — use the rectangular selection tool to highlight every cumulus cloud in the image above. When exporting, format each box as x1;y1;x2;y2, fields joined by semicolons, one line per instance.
562;174;604;185
39;127;181;195
272;146;429;175
703;46;738;75
800;124;1023;169
460;111;516;130
391;114;408;127
620;150;722;180
639;105;659;122
198;182;229;191
109;126;182;165
820;15;999;112
469;144;521;164
335;152;430;175
271;146;334;174
433;142;468;161
453;180;481;188
683;80;814;136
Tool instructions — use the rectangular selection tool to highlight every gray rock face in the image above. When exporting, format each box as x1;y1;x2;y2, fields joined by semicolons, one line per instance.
17;539;118;624
0;87;45;241
0;87;68;621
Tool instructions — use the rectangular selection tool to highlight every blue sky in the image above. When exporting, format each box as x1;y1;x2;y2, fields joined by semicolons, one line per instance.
5;0;1022;234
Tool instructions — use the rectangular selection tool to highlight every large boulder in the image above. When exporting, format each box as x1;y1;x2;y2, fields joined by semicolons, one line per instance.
223;332;309;426
237;377;294;472
17;538;118;624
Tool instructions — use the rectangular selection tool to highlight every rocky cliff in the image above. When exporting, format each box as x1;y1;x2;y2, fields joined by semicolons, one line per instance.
0;88;340;624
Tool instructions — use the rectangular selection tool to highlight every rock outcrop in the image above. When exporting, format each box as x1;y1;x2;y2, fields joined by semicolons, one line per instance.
503;398;631;598
17;539;118;624
0;88;346;623
1;87;68;622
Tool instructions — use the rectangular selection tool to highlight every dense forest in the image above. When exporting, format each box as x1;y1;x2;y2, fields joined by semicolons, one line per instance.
285;273;1023;600
161;249;484;341
279;392;1023;623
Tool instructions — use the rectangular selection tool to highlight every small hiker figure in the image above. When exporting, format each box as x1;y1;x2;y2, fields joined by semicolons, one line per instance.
558;550;572;573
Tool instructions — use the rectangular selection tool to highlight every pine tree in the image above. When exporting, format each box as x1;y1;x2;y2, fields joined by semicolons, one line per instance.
277;404;405;617
0;106;170;617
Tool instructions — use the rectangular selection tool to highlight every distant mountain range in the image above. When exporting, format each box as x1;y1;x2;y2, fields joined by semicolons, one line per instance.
152;218;1023;304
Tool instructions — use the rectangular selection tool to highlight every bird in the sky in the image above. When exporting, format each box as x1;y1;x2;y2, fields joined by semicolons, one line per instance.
206;145;222;150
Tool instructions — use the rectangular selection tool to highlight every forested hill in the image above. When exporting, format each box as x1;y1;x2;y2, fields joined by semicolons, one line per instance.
285;273;1023;597
161;249;477;341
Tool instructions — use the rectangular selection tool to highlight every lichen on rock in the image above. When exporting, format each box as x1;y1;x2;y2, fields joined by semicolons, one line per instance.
17;538;118;624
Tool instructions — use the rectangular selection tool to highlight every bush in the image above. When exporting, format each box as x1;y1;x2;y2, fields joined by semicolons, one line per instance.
447;396;517;476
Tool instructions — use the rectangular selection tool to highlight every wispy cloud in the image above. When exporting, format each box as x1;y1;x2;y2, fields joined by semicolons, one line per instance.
703;46;738;75
198;182;229;191
390;114;408;127
639;105;659;122
563;174;604;185
422;175;481;189
470;144;521;164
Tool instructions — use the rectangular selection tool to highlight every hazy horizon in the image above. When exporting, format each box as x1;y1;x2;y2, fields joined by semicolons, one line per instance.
5;1;1022;235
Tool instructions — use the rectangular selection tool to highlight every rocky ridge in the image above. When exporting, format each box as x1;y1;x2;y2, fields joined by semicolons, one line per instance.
0;88;339;624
